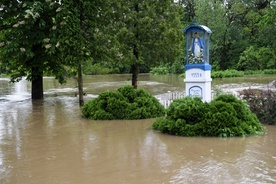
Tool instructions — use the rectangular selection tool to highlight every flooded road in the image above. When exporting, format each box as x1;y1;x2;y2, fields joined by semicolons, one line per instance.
0;74;276;184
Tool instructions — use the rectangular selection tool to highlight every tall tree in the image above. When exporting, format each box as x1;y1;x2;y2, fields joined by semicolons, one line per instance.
57;0;114;105
110;0;183;88
0;0;112;104
177;0;196;23
56;0;88;106
0;1;70;99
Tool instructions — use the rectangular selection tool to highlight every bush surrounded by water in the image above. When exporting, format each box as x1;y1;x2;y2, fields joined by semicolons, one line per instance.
82;85;165;120
152;94;265;137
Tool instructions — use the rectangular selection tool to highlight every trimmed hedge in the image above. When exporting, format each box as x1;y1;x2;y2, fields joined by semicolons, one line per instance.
152;94;265;137
82;85;165;120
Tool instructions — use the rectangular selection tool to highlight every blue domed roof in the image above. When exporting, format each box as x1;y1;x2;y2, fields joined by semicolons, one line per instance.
184;24;212;34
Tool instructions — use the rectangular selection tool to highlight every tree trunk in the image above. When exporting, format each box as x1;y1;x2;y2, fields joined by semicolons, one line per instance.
77;0;84;106
31;71;43;99
132;42;139;89
130;3;139;89
131;64;139;89
77;62;84;106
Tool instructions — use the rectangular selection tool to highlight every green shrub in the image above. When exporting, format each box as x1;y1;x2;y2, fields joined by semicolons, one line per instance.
152;94;265;137
243;69;276;75
150;66;169;75
84;63;113;75
238;46;275;70
166;97;208;123
211;69;244;78
82;85;165;120
243;70;262;75
168;60;184;74
82;90;129;120
117;85;138;103
150;60;184;75
263;69;276;75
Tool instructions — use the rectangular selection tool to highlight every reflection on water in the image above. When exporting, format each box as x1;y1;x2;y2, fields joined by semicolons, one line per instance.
0;74;276;184
0;78;30;103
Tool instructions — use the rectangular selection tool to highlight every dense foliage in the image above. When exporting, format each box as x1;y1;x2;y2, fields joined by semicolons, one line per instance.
0;1;68;98
0;0;110;100
1;0;275;101
192;0;276;71
82;85;165;120
152;94;264;137
0;0;183;98
150;60;184;75
150;0;276;74
0;1;64;81
240;87;276;125
107;0;183;88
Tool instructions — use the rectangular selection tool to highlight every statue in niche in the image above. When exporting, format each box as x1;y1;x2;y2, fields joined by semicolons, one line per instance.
189;32;204;63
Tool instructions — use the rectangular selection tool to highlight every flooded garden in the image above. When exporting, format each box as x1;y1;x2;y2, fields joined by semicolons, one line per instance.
0;74;275;184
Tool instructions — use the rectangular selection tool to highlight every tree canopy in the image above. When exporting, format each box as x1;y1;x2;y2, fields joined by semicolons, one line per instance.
0;1;69;80
0;0;183;98
190;0;276;70
0;1;71;98
104;0;183;88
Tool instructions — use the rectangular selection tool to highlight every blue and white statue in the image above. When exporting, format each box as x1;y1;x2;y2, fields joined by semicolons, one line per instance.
191;32;204;58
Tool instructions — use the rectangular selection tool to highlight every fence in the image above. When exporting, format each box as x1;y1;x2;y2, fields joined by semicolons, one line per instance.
157;91;217;108
156;91;186;108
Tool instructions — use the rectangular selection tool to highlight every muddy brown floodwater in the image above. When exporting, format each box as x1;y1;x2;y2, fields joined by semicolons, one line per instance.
0;74;276;184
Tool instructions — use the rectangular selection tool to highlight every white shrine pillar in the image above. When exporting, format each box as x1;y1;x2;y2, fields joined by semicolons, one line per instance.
184;63;212;102
183;21;212;102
